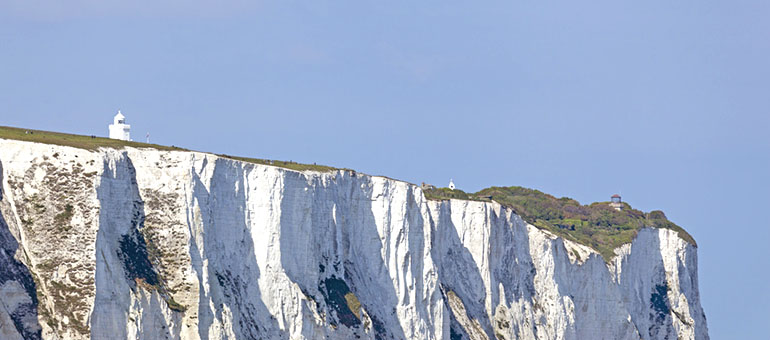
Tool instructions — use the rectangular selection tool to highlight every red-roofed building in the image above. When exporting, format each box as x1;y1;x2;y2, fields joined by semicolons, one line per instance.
610;194;622;210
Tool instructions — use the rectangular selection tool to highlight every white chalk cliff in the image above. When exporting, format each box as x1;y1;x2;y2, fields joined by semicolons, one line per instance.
0;139;709;340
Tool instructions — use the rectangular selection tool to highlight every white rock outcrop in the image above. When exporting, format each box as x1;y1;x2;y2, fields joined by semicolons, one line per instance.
0;139;709;340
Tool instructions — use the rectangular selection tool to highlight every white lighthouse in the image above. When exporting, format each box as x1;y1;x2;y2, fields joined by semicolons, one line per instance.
108;110;131;141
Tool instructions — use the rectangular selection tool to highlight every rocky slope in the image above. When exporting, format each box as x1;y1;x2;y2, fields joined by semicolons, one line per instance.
0;139;709;339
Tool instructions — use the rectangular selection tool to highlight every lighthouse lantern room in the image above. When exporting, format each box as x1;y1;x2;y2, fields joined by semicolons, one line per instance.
109;110;131;141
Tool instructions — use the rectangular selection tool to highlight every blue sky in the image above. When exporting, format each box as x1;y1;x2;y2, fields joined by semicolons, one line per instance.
1;1;768;337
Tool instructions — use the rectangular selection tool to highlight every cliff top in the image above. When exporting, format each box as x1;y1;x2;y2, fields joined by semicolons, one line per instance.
424;186;696;260
0;126;343;172
0;125;695;260
0;125;186;151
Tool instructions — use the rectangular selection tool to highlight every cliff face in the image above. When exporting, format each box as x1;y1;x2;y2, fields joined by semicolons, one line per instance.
0;139;709;340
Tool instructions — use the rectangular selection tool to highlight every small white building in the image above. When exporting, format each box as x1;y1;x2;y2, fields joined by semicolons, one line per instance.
610;194;622;211
448;179;456;190
108;110;131;141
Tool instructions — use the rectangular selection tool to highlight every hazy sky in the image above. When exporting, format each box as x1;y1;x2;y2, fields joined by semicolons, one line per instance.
1;1;768;338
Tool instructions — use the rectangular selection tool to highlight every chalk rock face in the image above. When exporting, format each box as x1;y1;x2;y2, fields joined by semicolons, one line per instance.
0;139;709;340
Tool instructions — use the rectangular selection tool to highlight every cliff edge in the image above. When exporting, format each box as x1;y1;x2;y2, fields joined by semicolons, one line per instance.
0;135;708;339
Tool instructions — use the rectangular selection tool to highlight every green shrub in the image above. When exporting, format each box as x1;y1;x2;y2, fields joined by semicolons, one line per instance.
423;188;474;201
446;186;695;261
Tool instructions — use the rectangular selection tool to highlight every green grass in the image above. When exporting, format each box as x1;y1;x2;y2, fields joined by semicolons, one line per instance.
428;186;696;261
0;125;186;151
423;187;478;201
165;296;187;313
216;154;347;173
0;125;343;173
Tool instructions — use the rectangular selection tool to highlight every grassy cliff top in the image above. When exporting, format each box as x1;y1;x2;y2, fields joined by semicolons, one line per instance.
424;186;696;261
0;126;342;172
1;125;693;259
0;126;187;151
215;154;348;173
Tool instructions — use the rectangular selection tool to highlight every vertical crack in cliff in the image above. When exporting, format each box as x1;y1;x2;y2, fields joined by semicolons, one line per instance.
92;152;181;339
108;156;181;311
431;201;496;340
190;158;285;339
276;172;410;340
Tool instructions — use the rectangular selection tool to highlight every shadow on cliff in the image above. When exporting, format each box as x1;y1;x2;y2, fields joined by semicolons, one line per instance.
677;239;709;340
487;210;538;302
546;227;675;339
92;153;175;339
486;209;538;337
279;171;410;340
0;160;43;339
614;229;675;339
548;238;623;338
190;157;284;339
429;200;496;340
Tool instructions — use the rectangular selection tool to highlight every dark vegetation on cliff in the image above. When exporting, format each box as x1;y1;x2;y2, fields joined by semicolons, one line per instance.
318;276;362;328
1;125;694;261
424;186;696;261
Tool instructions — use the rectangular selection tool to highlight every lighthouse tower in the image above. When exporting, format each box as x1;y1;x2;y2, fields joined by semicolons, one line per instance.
108;110;131;141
